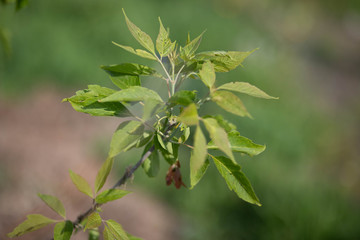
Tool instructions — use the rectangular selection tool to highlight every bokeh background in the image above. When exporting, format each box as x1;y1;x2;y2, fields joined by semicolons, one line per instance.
1;0;360;239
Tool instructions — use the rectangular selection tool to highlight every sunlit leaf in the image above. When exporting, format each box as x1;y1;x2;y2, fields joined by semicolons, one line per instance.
95;189;131;204
203;115;236;133
180;31;205;60
7;214;56;238
103;226;112;240
101;63;156;76
218;82;278;99
95;157;114;193
168;90;197;107
85;212;102;231
100;86;163;103
106;220;129;240
37;193;66;219
112;42;157;60
212;156;261;206
177;103;198;126
69;170;93;198
199;61;215;89
211;90;252;118
190;126;209;188
54;221;73;240
156;17;174;57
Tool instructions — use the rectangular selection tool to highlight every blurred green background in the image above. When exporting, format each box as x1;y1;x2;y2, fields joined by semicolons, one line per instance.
1;0;360;239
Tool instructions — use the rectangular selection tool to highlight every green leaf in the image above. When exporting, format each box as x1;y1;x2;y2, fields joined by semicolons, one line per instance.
106;220;129;240
110;75;141;90
202;118;234;161
37;194;66;219
168;90;197;107
109;120;144;158
208;131;266;156
177;103;198;126
63;85;131;117
217;82;278;99
69;170;93;198
95;157;114;193
142;143;159;177
211;90;252;118
85;212;102;231
16;0;28;11
190;126;209;188
53;221;73;240
203;115;236;133
180;31;205;60
179;125;191;143
127;232;143;240
155;136;178;165
112;42;157;60
103;226;112;240
100;86;163;103
212;156;261;206
199;61;215;89
7;214;56;238
142;98;164;121
88;229;100;240
95;189;131;204
156;17;174;57
122;9;155;54
101;63;156;77
194;49;257;72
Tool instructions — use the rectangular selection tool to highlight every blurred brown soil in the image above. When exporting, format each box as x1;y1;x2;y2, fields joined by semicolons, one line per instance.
0;87;180;240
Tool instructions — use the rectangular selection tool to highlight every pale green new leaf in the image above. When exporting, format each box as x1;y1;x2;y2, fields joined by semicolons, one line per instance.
156;17;174;57
53;221;73;240
202;118;234;161
109;120;144;158
69;170;93;198
211;90;252;118
63;85;131;117
103;226;112;240
218;82;278;99
180;31;205;60
212;156;261;206
112;42;157;60
190;126;209;188
101;63;156;76
100;86;163;103
85;212;102;231
95;157;114;193
199;61;215;89
7;214;56;238
208;131;266;156
107;220;129;240
177;103;198;126
37;193;66;219
123;9;155;54
142;142;160;177
95;189;131;204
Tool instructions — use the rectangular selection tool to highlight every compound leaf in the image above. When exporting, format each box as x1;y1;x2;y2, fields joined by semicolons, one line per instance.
95;157;114;193
7;214;56;238
218;82;278;99
212;156;261;206
95;189;131;204
211;90;252;118
53;221;73;240
37;194;66;219
69;170;93;198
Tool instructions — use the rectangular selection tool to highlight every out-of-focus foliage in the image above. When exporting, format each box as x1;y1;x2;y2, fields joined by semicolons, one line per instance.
1;0;360;239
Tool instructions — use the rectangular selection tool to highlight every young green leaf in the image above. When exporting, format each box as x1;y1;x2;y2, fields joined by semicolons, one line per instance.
156;17;174;57
168;90;197;107
190;126;209;188
37;193;66;219
180;31;205;60
109;75;141;90
69;170;93;198
100;86;163;103
85;212;102;231
101;63;156;76
112;42;157;60
179;125;191;143
63;85;131;117
7;214;56;238
203;115;237;133
177;103;199;126
208;131;266;156
211;90;252;118
122;9;155;54
88;229;100;240
217;82;278;99
199;61;215;89
103;226;112;240
95;157;114;193
202;118;234;161
106;220;129;240
95;189;131;204
109;121;144;158
142;142;160;177
212;156;261;206
53;221;73;240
